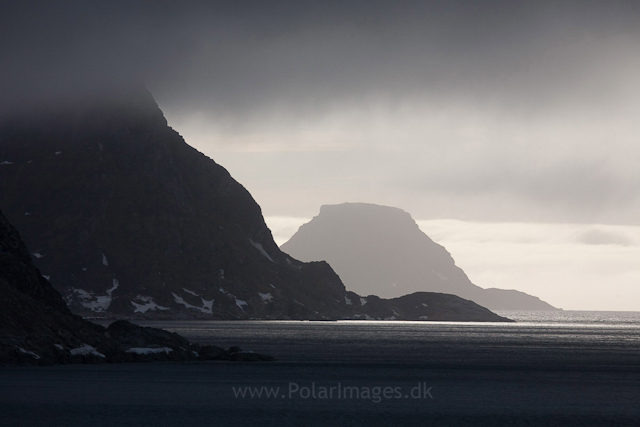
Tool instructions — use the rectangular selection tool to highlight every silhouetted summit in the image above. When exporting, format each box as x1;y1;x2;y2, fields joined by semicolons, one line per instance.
281;203;556;310
0;86;348;319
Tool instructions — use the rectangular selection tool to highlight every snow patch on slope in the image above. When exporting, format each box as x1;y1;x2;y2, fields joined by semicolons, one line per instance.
172;292;213;314
18;347;41;360
75;279;119;312
131;296;170;313
70;344;105;358
258;292;273;302
249;239;274;262
219;287;247;310
108;279;119;294
202;298;214;311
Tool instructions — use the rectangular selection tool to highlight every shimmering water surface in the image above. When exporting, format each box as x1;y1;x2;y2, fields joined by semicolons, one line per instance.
3;311;640;426
134;310;640;368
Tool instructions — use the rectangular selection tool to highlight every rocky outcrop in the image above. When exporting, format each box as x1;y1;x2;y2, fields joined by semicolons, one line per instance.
344;291;511;322
92;320;275;363
389;292;513;322
0;209;273;365
281;203;557;311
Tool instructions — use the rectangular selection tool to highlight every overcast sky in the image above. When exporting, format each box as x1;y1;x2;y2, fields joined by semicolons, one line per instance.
2;1;639;309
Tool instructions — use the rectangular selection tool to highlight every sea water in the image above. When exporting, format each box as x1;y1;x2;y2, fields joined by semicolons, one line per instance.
2;311;639;426
135;310;640;367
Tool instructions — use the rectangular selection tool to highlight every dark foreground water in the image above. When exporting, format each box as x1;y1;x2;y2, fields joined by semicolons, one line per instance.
2;311;640;426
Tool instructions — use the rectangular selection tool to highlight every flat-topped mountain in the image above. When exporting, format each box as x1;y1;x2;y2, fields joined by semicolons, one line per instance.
0;86;511;322
281;203;556;310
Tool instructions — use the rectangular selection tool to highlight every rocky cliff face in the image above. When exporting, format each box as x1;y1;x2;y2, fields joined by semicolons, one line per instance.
281;203;556;310
0;85;351;320
0;209;102;353
0;209;273;364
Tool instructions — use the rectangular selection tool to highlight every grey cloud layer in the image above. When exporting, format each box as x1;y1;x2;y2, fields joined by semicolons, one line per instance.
4;1;638;113
2;1;639;224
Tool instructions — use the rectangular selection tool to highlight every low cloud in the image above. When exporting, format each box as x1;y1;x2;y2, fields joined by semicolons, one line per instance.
574;228;633;247
3;1;640;225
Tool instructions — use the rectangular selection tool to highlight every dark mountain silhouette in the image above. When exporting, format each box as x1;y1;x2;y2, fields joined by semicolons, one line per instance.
0;85;511;322
281;203;557;310
0;209;274;364
0;85;343;320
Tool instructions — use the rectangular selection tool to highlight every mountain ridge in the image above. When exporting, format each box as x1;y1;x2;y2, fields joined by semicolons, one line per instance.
281;202;556;311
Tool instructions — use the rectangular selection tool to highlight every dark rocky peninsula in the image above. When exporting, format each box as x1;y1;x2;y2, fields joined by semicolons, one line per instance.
0;209;273;365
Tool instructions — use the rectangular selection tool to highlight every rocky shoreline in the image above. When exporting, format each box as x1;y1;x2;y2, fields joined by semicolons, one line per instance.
1;209;273;365
1;319;274;366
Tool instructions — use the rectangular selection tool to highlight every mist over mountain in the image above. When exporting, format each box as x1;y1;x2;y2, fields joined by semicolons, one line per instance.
0;86;510;322
281;203;556;310
0;84;347;320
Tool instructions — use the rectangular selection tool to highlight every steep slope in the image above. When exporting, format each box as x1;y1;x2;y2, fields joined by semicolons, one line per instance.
0;209;104;363
0;209;273;364
281;203;556;310
0;85;349;320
